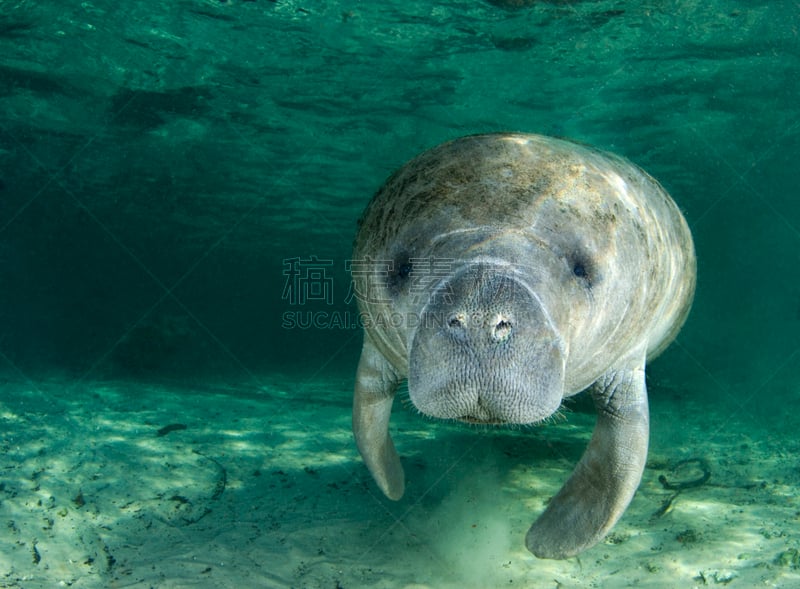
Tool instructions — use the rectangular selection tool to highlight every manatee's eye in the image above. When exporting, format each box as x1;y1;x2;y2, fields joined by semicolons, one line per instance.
568;252;598;288
387;255;413;296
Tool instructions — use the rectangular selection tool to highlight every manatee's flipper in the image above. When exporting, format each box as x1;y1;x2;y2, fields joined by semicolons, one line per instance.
353;338;404;500
526;351;649;559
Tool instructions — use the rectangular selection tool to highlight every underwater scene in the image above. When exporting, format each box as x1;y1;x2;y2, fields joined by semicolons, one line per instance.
1;1;799;587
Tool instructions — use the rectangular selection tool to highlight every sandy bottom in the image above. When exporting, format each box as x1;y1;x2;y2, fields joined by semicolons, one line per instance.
1;372;798;588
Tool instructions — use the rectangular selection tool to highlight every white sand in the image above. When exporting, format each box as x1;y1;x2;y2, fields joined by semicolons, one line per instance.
1;374;798;588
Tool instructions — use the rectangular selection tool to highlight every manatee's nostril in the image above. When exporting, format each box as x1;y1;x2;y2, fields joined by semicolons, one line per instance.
447;312;466;329
492;317;513;342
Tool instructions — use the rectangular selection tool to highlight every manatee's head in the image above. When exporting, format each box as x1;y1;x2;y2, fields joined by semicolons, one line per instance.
353;134;616;426
407;260;566;425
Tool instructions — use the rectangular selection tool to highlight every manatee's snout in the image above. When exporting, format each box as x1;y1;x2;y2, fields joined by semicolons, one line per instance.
409;264;566;425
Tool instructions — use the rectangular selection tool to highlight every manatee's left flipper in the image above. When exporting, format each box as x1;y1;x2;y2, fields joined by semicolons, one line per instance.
526;350;649;559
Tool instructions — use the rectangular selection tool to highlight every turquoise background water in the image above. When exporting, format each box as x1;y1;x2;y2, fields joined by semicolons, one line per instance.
0;1;799;586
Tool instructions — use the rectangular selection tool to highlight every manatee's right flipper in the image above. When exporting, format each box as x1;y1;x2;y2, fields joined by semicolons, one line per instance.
526;350;649;559
352;337;404;500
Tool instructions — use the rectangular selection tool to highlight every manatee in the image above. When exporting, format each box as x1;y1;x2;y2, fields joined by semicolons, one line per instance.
350;133;696;559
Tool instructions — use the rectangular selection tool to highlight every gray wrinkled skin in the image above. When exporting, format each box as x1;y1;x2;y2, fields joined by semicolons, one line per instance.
351;133;696;559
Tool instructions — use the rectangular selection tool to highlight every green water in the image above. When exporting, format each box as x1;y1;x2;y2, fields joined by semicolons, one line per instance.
1;1;799;587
